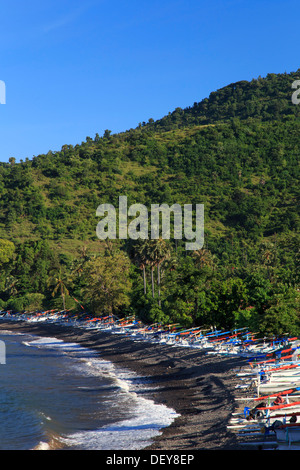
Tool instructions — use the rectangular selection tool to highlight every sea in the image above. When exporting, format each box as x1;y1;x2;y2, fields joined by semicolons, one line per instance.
0;329;179;450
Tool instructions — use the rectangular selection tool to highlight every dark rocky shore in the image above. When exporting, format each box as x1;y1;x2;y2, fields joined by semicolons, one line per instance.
0;320;249;450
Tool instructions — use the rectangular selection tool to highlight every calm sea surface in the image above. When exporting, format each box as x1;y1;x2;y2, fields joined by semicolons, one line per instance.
0;330;178;450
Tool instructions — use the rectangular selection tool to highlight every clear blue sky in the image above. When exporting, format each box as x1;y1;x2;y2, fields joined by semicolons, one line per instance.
0;0;299;162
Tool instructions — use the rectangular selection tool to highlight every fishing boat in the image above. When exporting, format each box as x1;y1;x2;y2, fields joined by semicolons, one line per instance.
232;343;300;448
237;362;300;379
273;423;300;444
235;386;300;402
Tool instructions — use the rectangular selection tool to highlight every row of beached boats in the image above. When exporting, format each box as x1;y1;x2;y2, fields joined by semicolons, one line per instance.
0;310;297;358
1;309;300;450
0;309;295;357
230;336;300;450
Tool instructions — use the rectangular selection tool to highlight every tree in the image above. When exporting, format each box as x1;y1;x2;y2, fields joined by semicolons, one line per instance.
216;278;249;329
141;239;171;305
258;287;300;336
4;275;18;297
133;240;148;295
23;293;45;311
152;239;171;307
82;249;132;315
0;239;15;265
48;268;70;311
192;248;216;271
103;129;112;139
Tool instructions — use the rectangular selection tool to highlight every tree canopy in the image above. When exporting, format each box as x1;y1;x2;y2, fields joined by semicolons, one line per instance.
0;70;298;335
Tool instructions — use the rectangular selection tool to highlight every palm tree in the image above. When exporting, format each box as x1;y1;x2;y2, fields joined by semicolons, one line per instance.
155;239;171;307
49;268;70;311
260;241;276;280
145;239;171;305
146;242;156;299
4;275;18;297
70;245;91;279
133;240;148;295
192;248;215;270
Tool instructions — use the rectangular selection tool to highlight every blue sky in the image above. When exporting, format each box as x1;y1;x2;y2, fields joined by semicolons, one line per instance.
0;0;299;162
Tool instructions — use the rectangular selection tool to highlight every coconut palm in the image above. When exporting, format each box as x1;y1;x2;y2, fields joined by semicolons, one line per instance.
48;268;70;311
145;239;171;305
192;248;215;270
70;245;91;279
155;239;171;306
133;240;148;295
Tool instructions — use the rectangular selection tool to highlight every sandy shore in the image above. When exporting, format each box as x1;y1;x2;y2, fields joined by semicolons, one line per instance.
0;320;248;451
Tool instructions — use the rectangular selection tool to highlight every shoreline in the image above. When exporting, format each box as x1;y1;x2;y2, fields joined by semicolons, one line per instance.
0;320;247;450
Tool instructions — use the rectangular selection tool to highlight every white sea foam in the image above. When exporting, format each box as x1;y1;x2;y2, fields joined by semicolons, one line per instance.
0;329;26;336
61;398;179;450
24;335;180;450
33;441;51;450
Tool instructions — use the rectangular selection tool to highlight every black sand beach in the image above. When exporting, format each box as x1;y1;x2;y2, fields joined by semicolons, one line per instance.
0;320;248;450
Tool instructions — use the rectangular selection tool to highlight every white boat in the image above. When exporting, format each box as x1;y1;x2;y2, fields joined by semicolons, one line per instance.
229;411;300;428
257;382;300;394
238;362;300;377
236;371;300;394
274;424;300;444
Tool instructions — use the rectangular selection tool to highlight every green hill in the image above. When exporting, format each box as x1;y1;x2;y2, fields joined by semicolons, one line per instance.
0;70;299;335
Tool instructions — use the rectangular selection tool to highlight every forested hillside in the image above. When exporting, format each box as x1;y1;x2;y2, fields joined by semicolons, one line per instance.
0;70;298;335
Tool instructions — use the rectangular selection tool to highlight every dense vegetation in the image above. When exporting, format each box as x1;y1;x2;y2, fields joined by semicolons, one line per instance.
0;70;299;336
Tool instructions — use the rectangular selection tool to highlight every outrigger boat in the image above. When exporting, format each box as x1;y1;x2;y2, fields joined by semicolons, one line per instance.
231;340;300;448
273;422;300;444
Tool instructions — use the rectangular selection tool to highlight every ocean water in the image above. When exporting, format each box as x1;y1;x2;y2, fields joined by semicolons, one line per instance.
0;330;179;450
